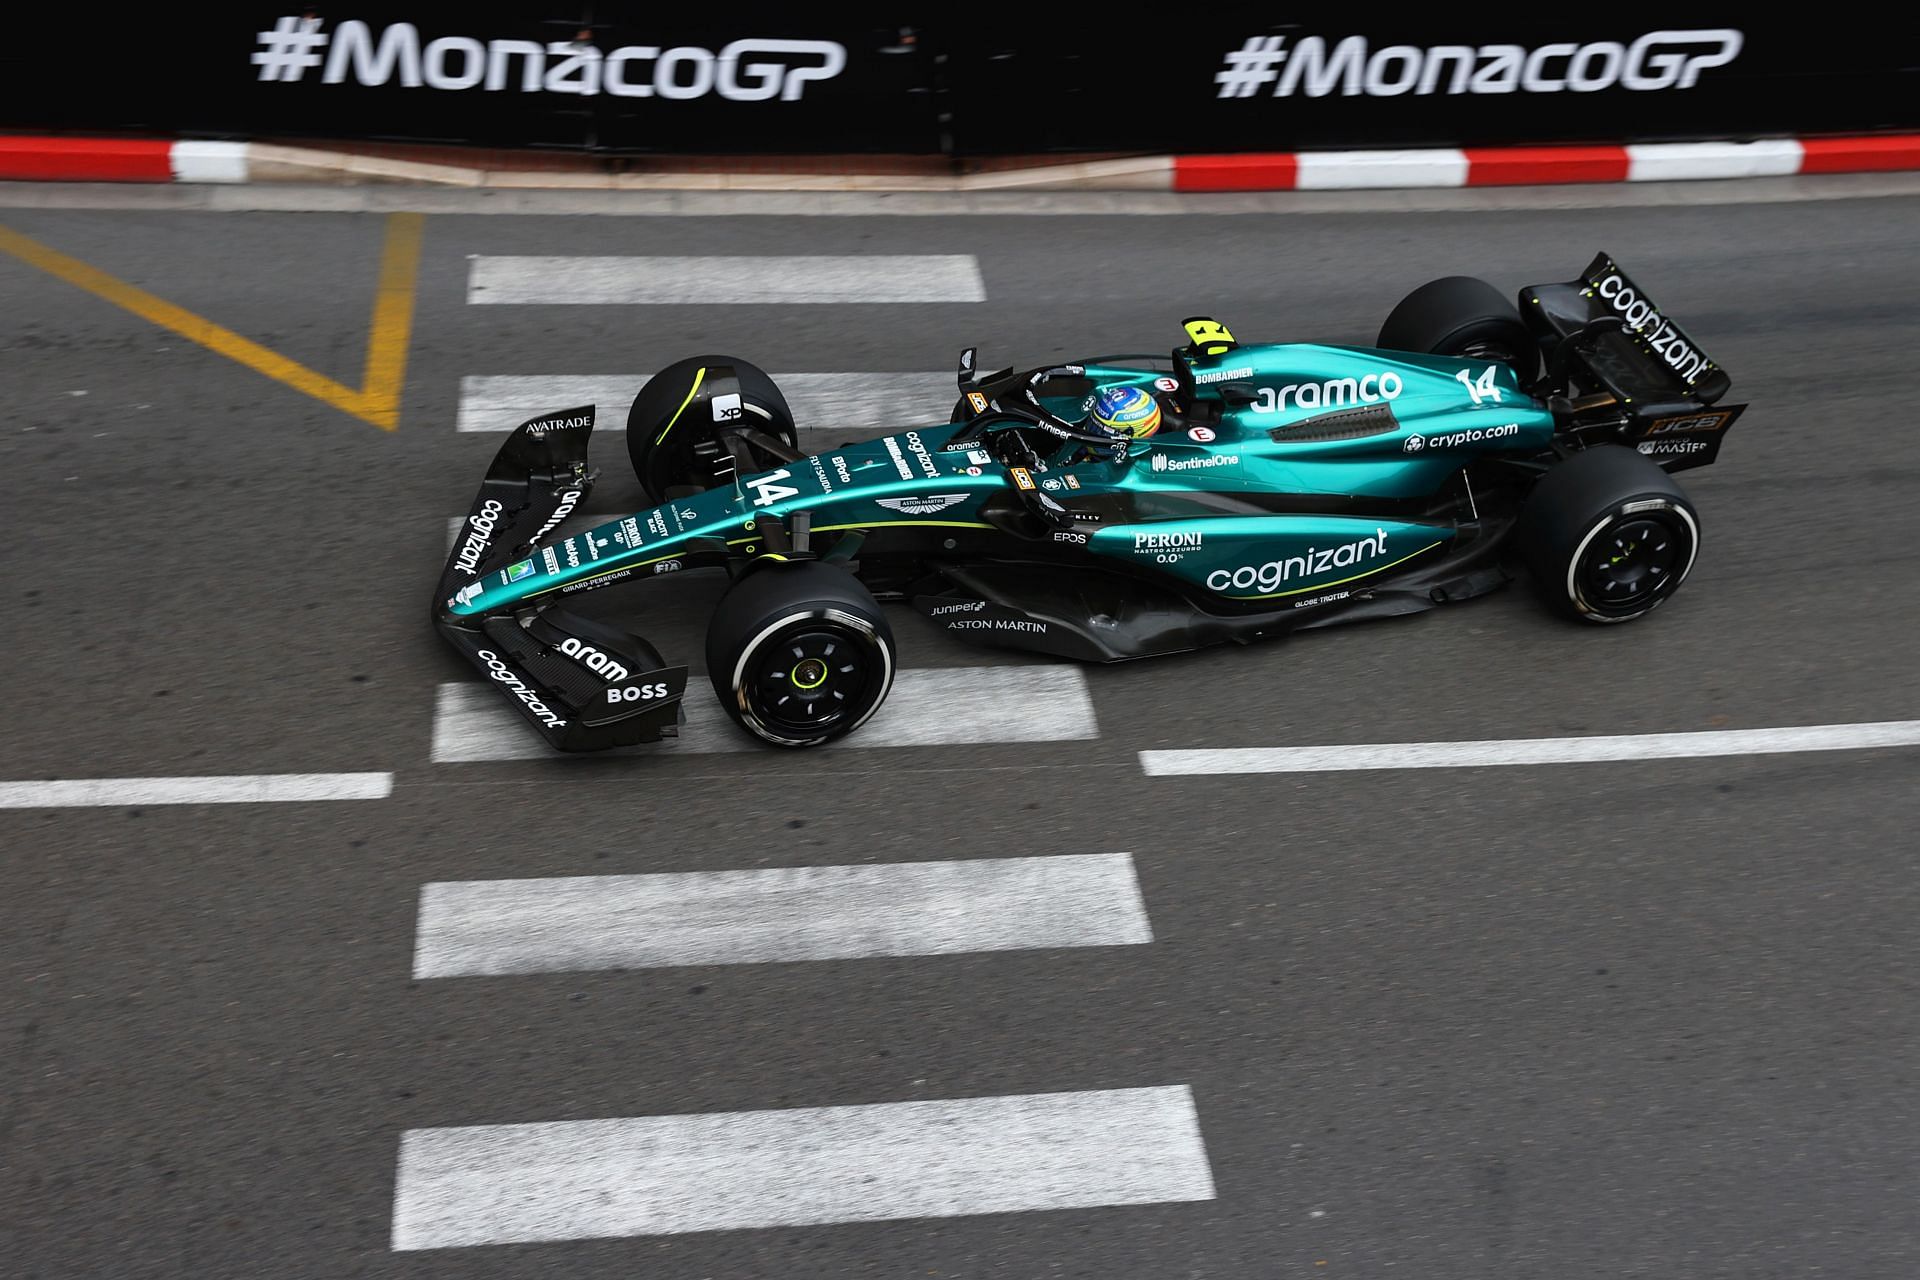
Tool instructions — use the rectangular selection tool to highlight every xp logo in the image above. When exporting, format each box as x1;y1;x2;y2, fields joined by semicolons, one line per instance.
607;682;670;703
711;392;743;424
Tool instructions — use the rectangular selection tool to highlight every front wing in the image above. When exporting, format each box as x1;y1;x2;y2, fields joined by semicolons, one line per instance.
433;407;689;752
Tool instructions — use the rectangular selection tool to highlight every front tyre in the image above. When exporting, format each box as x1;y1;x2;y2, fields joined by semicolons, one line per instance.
627;354;798;504
1517;445;1701;624
706;563;896;748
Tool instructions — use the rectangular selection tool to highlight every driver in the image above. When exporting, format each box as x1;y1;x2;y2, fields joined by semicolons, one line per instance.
1087;384;1163;442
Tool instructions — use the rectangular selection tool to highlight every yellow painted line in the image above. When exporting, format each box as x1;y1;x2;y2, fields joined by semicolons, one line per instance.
357;212;425;430
0;213;424;431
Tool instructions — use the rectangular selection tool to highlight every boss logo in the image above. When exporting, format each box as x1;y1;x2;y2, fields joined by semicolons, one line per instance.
607;683;670;703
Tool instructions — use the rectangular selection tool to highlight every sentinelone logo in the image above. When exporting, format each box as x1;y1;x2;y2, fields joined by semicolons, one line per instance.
252;16;847;100
1214;29;1742;99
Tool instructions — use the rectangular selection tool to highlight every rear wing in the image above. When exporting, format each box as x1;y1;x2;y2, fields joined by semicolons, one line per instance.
1522;254;1744;470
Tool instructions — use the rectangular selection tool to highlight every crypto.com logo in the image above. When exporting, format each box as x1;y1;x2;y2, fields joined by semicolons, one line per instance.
253;16;847;101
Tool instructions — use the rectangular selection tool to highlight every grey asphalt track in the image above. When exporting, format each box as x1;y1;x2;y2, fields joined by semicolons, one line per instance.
3;183;1918;1279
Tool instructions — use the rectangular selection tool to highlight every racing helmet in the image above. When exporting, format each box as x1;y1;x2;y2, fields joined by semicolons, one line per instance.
1089;384;1161;440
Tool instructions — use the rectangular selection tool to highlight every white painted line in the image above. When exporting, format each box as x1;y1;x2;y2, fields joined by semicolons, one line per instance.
1139;720;1920;776
467;255;987;305
1295;148;1470;190
456;371;952;433
1627;139;1804;182
0;773;393;808
169;140;249;184
413;852;1151;978
391;1084;1212;1248
431;666;1098;762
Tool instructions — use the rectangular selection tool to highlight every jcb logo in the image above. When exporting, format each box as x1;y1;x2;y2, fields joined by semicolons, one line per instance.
1646;411;1731;436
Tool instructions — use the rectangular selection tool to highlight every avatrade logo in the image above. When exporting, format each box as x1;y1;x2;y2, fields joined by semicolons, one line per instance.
1151;453;1239;472
876;494;967;516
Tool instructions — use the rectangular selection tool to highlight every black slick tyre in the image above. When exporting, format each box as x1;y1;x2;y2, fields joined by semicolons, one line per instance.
706;563;896;748
627;354;797;504
1516;445;1701;624
1377;275;1540;379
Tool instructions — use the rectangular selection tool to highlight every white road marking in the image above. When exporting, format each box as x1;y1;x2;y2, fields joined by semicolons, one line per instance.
1139;720;1920;775
412;852;1151;978
0;773;393;808
456;371;952;433
431;666;1098;762
467;255;987;305
390;1085;1213;1248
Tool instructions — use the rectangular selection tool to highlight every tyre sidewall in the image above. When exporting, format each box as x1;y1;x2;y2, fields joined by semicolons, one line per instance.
707;565;896;748
1517;445;1701;624
1562;499;1700;623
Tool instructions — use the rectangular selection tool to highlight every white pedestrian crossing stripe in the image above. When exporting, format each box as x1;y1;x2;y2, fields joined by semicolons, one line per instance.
467;254;987;305
412;853;1152;978
391;1085;1213;1249
456;371;952;433
430;666;1098;762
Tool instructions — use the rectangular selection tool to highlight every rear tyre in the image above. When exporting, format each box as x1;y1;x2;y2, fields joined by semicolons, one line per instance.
1377;275;1539;379
627;355;798;504
1516;445;1700;624
706;562;896;748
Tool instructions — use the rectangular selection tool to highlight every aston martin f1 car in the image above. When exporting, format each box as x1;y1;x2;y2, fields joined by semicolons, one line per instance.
434;253;1744;752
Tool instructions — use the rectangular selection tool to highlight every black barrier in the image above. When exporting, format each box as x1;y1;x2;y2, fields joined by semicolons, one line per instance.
3;10;1916;155
943;20;1920;154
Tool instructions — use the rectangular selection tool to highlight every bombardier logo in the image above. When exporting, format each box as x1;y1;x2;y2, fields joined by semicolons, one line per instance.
877;494;968;516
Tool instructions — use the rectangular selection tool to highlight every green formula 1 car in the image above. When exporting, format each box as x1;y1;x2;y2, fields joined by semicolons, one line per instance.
433;252;1744;752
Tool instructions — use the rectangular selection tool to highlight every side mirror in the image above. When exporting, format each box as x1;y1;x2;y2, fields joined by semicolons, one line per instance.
1215;382;1259;407
956;346;979;390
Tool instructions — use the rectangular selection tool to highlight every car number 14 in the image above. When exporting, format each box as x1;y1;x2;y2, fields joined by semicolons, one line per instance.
1455;366;1503;406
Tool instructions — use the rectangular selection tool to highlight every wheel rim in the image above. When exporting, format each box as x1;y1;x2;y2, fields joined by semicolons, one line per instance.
1578;515;1684;613
1457;339;1522;366
743;623;880;741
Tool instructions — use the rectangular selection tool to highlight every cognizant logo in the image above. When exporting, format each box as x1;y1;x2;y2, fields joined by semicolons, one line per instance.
1207;527;1390;594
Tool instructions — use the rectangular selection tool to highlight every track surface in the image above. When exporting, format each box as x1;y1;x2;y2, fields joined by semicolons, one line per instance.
3;187;1918;1278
